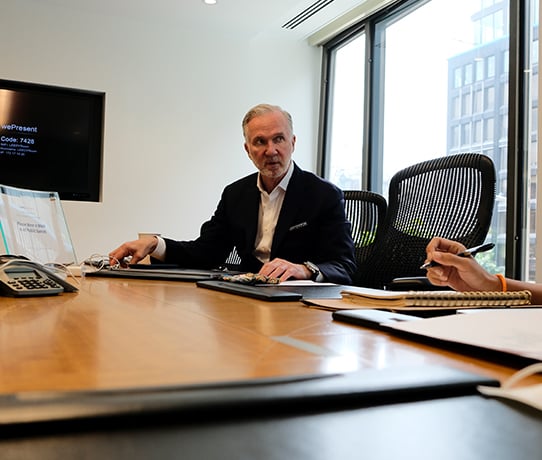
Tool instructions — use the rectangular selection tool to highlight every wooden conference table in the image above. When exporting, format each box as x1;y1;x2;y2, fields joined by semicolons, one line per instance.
0;276;529;392
0;276;541;459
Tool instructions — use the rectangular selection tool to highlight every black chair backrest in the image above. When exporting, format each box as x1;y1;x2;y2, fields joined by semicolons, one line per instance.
343;190;387;286
356;153;496;289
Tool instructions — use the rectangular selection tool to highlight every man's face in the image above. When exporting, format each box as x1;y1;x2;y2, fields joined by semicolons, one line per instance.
244;111;296;186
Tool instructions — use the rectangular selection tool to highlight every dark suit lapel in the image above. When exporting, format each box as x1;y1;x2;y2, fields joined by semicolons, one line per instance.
239;180;261;252
271;165;304;257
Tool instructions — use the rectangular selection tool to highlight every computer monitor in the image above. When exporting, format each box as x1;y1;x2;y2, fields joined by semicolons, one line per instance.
0;79;105;202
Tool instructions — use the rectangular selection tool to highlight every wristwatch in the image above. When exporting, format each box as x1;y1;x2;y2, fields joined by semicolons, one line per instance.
303;261;320;281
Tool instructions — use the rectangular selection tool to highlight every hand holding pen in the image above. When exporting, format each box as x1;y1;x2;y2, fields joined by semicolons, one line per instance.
420;242;495;270
423;238;505;294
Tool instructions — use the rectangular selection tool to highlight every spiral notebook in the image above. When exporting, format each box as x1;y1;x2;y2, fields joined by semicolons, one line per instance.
303;287;532;312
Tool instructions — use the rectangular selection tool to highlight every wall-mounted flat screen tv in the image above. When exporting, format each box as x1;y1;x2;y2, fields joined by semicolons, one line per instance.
0;79;104;202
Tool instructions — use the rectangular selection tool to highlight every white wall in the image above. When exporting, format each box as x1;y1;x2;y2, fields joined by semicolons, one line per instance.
1;0;321;261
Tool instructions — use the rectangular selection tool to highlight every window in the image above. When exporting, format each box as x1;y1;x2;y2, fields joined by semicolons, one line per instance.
484;117;494;141
474;119;483;143
462;123;472;145
462;92;472;116
464;63;473;85
452;96;461;119
524;0;538;279
484;86;495;111
453;67;462;88
323;33;365;189
374;0;483;190
474;89;483;113
487;55;496;78
475;59;484;81
321;0;538;281
451;125;460;148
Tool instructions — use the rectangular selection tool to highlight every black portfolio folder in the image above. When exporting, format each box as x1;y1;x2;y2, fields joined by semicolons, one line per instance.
0;365;498;428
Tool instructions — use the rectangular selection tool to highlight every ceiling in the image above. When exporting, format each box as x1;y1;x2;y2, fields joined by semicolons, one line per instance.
40;0;371;42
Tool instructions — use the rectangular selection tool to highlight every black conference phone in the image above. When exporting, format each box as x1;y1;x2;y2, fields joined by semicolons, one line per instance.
0;255;78;297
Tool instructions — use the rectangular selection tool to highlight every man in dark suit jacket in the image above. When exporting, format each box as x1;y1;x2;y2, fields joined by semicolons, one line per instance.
109;104;356;284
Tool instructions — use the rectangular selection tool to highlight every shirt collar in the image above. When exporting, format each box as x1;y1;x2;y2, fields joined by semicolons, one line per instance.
256;161;294;195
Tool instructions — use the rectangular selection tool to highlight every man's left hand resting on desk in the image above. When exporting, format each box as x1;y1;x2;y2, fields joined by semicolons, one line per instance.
258;258;319;283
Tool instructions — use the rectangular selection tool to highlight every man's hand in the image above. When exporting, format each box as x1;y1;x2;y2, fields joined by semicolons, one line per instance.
109;236;158;267
259;258;312;282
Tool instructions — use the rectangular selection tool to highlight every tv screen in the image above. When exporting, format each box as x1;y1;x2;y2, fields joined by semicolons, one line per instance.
0;79;104;202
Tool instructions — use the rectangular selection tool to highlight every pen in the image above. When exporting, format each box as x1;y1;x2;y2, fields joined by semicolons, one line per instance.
420;242;495;270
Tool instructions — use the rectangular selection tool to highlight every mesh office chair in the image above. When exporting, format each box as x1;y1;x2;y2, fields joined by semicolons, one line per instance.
343;190;388;286
356;153;496;289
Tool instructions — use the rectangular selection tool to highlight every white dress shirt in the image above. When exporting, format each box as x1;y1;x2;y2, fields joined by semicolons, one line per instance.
253;161;294;263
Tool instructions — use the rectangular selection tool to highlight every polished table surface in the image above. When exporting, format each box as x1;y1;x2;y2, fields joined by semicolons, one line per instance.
2;276;542;460
0;276;538;394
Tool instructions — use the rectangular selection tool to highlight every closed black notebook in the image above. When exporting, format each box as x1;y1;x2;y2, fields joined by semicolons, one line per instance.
196;280;346;301
196;280;304;301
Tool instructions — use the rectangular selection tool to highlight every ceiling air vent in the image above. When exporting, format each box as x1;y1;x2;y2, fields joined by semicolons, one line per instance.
282;0;336;29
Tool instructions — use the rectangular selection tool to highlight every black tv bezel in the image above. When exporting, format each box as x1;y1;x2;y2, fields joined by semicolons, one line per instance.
0;79;105;202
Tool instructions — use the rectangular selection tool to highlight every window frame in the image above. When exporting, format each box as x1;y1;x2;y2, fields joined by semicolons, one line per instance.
318;0;535;280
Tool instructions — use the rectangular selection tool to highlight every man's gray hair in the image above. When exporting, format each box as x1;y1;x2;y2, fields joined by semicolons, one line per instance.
242;104;293;139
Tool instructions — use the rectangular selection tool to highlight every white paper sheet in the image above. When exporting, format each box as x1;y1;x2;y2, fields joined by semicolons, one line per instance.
386;308;542;361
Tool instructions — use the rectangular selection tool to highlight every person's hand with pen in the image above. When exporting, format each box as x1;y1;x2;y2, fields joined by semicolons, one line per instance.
423;237;542;304
423;237;502;292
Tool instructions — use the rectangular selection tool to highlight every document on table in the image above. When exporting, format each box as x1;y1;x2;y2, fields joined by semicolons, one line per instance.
385;308;542;362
